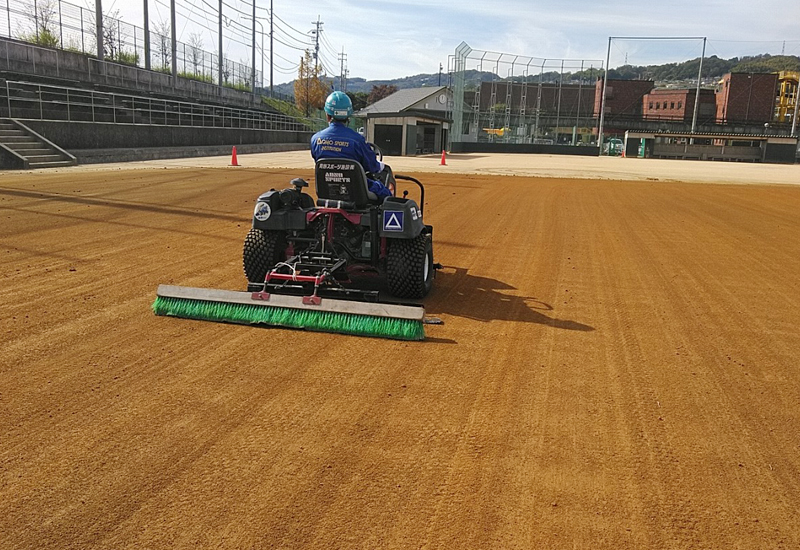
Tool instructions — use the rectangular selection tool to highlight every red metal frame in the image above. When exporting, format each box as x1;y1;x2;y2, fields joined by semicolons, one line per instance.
253;208;377;306
307;208;362;225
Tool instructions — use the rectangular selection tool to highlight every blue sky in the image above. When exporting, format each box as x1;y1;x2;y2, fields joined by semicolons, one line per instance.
110;0;800;83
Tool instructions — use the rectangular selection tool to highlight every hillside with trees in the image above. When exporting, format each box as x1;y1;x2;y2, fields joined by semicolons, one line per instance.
274;53;800;100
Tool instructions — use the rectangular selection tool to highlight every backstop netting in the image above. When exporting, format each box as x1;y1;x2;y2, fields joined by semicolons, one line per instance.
450;42;603;147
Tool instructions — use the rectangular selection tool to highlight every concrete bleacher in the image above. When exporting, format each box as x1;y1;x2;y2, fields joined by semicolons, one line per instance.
0;37;314;166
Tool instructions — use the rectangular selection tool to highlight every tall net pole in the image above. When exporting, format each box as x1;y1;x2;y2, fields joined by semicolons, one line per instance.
690;37;707;136
599;36;706;155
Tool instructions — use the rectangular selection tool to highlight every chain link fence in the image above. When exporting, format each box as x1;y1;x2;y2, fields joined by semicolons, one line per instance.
2;0;260;89
451;42;604;147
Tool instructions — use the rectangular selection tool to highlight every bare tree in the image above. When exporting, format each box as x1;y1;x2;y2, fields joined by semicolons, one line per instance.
238;58;252;89
188;33;204;76
153;20;171;71
102;9;124;60
17;0;60;47
219;55;231;85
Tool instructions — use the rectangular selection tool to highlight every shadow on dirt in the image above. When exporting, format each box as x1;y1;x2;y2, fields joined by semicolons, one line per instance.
427;266;594;332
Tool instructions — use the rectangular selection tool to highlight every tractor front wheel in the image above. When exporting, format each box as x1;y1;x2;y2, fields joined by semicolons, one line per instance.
243;228;286;284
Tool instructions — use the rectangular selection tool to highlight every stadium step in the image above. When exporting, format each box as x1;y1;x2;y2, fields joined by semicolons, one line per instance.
0;118;77;169
27;160;76;169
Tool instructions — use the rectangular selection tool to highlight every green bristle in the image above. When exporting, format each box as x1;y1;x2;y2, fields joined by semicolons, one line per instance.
152;296;425;341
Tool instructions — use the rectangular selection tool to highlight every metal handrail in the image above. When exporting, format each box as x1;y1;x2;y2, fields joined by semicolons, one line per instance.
3;80;319;132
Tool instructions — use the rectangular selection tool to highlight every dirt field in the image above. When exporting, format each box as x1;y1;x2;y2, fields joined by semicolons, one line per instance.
2;157;800;549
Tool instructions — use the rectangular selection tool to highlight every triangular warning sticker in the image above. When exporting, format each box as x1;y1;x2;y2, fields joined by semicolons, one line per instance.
385;213;402;230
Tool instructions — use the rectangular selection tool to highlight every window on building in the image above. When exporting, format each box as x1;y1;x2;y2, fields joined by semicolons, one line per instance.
663;101;668;109
678;101;682;109
649;102;653;109
670;102;675;109
655;103;659;110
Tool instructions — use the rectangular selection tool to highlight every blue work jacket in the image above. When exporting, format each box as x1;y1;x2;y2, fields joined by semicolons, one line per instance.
310;122;391;198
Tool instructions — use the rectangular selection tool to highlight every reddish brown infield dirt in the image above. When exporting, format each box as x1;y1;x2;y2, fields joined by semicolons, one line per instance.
2;166;800;549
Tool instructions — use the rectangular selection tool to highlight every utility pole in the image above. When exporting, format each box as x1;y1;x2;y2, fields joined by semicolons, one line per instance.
251;0;256;101
95;0;103;60
218;0;222;91
269;0;273;97
170;0;176;80
310;16;323;64
338;48;347;91
438;63;442;86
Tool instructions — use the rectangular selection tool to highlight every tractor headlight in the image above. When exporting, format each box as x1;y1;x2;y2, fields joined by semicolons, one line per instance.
254;201;272;221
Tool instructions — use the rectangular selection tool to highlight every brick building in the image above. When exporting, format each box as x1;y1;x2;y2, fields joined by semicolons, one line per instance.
716;73;779;124
642;88;716;122
477;81;595;116
594;79;655;117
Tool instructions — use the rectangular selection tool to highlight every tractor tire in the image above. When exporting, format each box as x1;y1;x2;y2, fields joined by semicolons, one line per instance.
243;228;285;283
387;233;434;299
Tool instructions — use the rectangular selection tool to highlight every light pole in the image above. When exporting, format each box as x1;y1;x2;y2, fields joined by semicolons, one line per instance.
269;0;273;97
251;0;255;101
255;19;264;91
95;0;103;60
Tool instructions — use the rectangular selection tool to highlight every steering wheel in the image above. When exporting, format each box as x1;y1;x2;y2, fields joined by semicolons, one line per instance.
368;142;383;162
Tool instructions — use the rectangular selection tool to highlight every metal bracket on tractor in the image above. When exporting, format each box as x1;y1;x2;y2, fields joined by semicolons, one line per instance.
247;250;382;304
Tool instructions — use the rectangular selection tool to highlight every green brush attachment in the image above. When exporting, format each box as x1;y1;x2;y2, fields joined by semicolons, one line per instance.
152;286;425;341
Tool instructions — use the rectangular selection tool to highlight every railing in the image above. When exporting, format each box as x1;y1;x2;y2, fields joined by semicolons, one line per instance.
1;0;260;89
0;38;262;109
3;80;322;132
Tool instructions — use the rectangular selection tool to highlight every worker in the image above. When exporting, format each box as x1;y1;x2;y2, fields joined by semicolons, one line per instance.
311;91;393;199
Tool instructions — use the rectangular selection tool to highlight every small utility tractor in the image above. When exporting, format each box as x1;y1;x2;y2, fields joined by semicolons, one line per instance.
154;152;439;340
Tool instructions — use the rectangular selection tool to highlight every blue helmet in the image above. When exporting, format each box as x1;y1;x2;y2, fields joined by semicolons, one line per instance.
324;91;353;120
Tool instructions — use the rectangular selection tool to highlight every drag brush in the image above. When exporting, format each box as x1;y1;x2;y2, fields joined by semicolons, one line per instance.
152;285;425;340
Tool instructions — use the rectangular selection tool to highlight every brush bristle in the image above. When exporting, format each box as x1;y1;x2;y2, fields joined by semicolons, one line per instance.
152;296;425;340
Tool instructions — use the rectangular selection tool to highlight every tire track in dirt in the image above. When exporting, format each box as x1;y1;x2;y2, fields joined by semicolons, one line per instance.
3;168;800;549
593;181;800;548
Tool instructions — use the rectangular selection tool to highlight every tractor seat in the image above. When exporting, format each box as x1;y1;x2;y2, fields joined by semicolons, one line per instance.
315;158;378;209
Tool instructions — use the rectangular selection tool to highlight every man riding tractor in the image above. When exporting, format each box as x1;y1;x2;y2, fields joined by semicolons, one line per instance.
311;91;394;199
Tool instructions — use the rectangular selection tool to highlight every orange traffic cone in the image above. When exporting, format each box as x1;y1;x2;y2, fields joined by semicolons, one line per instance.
440;150;447;165
231;146;239;166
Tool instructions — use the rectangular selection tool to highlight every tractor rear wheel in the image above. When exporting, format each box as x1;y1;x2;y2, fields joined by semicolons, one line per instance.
243;228;285;283
387;233;434;299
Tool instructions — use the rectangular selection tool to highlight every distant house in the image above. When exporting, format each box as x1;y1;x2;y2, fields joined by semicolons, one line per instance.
355;86;452;156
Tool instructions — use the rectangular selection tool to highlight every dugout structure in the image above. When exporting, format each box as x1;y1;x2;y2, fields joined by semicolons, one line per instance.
625;131;798;164
450;42;603;153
